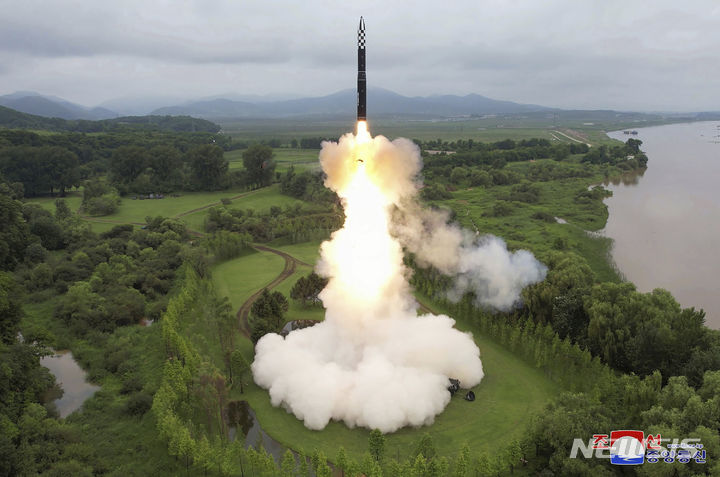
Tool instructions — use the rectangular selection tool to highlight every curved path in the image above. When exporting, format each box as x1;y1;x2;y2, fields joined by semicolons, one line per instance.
236;244;312;337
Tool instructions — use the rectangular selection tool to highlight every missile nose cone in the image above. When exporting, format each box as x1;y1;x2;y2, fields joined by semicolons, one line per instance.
359;16;365;32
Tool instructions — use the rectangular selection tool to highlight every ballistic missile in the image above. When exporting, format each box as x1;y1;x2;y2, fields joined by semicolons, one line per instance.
357;16;367;121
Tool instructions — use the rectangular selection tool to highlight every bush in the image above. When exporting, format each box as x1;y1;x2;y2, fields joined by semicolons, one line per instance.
125;392;153;416
490;201;513;217
531;211;556;223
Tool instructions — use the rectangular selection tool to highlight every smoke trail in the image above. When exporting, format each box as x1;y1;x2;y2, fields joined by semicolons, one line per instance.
252;124;543;432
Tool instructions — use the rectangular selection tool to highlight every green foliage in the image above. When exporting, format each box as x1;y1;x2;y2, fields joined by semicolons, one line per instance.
0;190;30;270
187;144;230;191
290;271;328;306
243;144;276;189
250;288;289;342
82;180;121;216
205;230;252;260
368;429;386;462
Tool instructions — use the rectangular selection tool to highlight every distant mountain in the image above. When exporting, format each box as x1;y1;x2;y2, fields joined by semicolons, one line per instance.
0;104;220;133
151;88;554;119
0;92;118;120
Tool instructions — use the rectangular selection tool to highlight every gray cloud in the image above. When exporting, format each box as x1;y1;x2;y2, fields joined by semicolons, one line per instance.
0;0;718;110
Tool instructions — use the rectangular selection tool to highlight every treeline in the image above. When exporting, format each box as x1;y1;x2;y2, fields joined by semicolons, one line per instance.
204;203;342;244
0;104;221;133
420;138;645;203
0;128;232;197
582;138;648;169
419;137;590;155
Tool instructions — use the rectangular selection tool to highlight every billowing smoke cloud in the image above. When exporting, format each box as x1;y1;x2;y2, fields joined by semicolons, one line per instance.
252;125;543;432
391;205;548;310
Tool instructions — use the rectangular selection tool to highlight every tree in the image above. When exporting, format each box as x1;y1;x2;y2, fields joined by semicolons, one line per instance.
368;429;385;463
251;289;289;333
280;450;296;477
290;272;328;306
230;349;250;392
415;432;436;460
187;144;229;191
54;198;72;220
0;272;23;344
0;191;30;270
453;443;470;477
336;447;348;477
109;146;148;184
242;144;275;189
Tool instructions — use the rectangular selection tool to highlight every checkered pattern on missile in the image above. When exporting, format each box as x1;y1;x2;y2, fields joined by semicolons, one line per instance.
358;30;365;48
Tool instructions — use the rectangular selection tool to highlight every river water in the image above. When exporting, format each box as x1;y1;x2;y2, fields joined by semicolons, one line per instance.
604;122;720;329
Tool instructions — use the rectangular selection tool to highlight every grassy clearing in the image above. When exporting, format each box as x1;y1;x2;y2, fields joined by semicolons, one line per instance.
226;148;321;173
97;189;251;224
269;240;324;266
211;250;286;311
26;191;84;213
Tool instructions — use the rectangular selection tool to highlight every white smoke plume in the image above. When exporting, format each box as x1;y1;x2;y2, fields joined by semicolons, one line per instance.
391;205;548;310
252;124;543;432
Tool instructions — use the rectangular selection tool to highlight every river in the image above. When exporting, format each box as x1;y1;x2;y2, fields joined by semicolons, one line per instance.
604;121;720;329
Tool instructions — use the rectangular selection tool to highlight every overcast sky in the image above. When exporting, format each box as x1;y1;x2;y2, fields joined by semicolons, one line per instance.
1;0;719;111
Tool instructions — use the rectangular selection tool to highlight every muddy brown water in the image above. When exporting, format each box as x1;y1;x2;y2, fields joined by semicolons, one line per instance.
604;122;720;328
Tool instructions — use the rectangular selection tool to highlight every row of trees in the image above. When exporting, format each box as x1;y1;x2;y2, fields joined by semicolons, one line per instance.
204;203;342;244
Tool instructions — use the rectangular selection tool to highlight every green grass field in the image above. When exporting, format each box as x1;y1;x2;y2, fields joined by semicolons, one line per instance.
226;148;321;173
270;240;324;266
26;191;83;213
211;250;286;311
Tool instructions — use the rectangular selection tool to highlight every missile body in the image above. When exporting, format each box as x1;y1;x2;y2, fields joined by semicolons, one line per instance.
357;17;366;121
